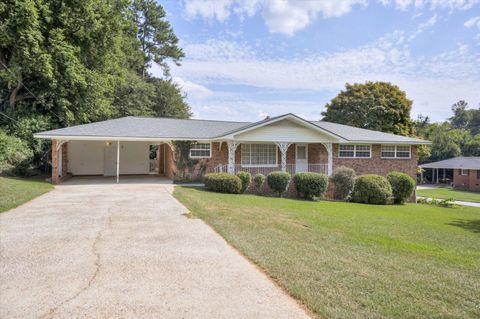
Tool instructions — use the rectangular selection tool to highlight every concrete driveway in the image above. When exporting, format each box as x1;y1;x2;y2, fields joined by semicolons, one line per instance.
0;178;308;318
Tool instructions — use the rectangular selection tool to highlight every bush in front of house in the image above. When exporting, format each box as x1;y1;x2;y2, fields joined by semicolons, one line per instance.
387;171;416;204
204;173;242;194
253;173;266;192
331;166;356;201
267;171;291;197
351;174;392;205
236;171;251;193
294;172;329;200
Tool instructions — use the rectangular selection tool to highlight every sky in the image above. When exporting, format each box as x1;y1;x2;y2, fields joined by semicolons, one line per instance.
152;0;480;123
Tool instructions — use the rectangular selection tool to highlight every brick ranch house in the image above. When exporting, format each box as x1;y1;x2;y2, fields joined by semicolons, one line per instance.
420;157;480;192
34;113;430;187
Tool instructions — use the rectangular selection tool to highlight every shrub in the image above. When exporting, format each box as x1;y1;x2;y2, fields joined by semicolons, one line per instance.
294;172;328;200
267;171;291;197
204;173;242;194
253;173;266;192
351;174;392;205
236;171;251;193
387;171;416;204
331;166;356;200
0;129;33;174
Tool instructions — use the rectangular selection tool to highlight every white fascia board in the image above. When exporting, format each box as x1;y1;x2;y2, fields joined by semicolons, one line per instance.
346;140;431;145
33;134;213;142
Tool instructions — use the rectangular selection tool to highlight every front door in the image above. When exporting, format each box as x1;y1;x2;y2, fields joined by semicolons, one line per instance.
104;143;116;176
296;144;308;173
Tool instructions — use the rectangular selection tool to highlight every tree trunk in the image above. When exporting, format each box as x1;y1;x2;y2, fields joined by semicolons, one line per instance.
9;81;22;108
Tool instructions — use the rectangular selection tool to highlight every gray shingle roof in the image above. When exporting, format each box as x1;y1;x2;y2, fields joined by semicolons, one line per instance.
420;157;480;169
35;114;430;144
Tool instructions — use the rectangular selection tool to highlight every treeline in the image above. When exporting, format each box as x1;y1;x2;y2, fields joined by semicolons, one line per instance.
414;101;480;163
0;0;190;173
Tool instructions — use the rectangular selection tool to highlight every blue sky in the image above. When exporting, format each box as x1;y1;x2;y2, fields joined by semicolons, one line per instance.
151;0;480;122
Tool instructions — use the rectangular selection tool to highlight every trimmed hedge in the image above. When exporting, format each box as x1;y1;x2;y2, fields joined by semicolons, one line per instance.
253;173;266;192
331;166;356;201
236;171;251;193
387;171;416;204
267;171;291;197
204;173;242;194
294;172;328;200
351;174;392;205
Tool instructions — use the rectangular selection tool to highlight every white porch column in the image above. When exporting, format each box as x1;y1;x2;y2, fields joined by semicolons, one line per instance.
227;141;240;174
275;142;291;172
116;140;120;183
322;143;333;176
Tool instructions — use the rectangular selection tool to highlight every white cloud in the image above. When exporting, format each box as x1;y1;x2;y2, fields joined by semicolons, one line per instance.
172;77;213;100
409;14;439;41
183;0;479;35
464;16;480;28
161;31;479;121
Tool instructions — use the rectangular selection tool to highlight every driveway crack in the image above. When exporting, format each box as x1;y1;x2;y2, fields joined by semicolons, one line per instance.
40;212;112;318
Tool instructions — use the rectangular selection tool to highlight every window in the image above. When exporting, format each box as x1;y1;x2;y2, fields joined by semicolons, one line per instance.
477;170;480;179
381;145;411;159
189;143;211;158
339;145;371;158
460;169;469;176
241;144;277;166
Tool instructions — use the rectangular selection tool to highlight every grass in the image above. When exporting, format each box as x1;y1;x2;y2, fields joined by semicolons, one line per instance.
417;186;480;203
0;176;53;213
174;186;480;319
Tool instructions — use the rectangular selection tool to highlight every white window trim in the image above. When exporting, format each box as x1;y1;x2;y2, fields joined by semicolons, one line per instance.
338;144;372;159
189;142;212;159
240;143;278;168
381;145;411;159
460;169;469;176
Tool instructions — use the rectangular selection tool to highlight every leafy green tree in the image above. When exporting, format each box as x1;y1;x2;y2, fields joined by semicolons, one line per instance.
322;82;415;136
149;78;191;118
450;100;470;129
0;128;33;172
131;0;184;77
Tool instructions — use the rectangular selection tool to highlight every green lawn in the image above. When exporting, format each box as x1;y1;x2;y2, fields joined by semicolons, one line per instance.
0;176;53;213
174;187;480;319
417;186;480;203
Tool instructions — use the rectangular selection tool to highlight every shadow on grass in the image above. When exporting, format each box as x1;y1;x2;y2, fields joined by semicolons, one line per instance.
448;219;480;234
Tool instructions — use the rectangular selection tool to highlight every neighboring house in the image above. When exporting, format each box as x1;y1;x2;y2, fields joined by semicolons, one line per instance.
34;113;429;185
420;157;480;192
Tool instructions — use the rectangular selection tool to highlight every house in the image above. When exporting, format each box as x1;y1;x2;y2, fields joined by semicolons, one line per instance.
420;157;480;192
34;113;429;185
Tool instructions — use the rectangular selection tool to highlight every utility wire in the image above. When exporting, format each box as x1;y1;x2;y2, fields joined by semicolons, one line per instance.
0;59;64;124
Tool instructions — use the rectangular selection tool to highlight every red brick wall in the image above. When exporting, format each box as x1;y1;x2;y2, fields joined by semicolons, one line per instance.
453;169;480;192
51;140;70;184
333;144;417;179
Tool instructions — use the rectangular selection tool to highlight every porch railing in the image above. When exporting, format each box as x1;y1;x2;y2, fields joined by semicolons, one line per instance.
213;164;328;176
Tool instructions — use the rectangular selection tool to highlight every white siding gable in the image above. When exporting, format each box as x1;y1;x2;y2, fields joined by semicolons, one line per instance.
233;119;338;143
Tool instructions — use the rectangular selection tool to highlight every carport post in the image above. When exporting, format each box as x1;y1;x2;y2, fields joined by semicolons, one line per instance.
116;140;120;183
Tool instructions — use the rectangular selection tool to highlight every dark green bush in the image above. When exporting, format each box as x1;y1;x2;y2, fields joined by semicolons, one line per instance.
253;173;266;192
0;129;33;174
387;171;416;204
294;172;328;200
204;173;242;194
331;166;356;200
267;171;291;196
236;171;251;193
351;174;392;205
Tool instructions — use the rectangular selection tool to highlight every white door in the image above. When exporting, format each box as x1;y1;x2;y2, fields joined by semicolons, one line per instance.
296;144;308;173
104;143;116;176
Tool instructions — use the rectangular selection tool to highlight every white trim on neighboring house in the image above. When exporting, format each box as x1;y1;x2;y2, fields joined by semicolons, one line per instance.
189;142;212;159
460;169;469;176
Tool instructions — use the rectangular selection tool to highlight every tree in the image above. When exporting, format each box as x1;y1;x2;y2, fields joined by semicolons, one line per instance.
322;82;415;136
450;100;470;129
149;78;191;118
131;0;184;77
